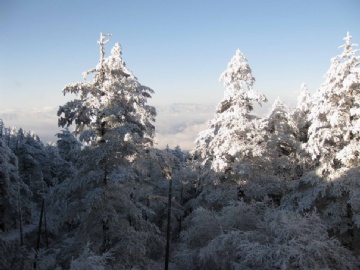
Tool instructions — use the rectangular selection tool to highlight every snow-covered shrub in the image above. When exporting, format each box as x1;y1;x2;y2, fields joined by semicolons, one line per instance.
69;242;112;270
175;203;359;269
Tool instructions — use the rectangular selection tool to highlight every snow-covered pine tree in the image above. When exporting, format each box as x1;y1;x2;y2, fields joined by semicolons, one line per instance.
44;143;74;185
2;126;17;149
284;33;360;253
265;98;301;179
0;119;3;139
58;33;156;152
267;98;298;146
194;49;267;174
291;83;312;143
54;34;163;268
0;136;31;232
13;129;50;202
56;128;81;164
307;32;360;173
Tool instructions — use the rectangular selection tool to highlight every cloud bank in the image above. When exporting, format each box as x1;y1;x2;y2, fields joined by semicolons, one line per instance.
0;103;216;150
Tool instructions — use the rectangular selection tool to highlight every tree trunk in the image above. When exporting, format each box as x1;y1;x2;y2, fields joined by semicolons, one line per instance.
164;178;172;270
34;198;45;269
44;203;48;248
19;209;23;246
178;186;183;235
18;180;24;246
0;180;4;232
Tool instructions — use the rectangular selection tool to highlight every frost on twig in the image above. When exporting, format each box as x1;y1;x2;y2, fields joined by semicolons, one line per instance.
83;33;112;83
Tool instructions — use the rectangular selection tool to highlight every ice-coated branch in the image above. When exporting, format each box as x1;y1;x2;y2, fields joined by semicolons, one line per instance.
98;32;112;62
344;32;352;46
82;33;112;82
339;32;359;57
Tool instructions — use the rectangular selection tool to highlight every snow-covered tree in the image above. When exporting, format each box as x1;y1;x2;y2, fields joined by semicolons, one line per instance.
45;143;74;185
194;49;267;173
0;137;30;232
56;128;81;164
53;34;164;268
2;126;17;149
0;138;19;232
191;50;301;206
307;32;360;173
283;167;360;250
292;83;312;142
58;33;156;151
218;49;266;113
57;33;157;193
284;33;360;254
69;243;112;270
13;130;51;202
265;98;304;180
174;202;358;270
0;119;3;139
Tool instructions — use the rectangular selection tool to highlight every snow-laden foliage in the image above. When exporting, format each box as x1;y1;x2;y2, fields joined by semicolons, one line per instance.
69;242;112;270
50;34;167;268
174;202;358;270
0;119;3;139
0;137;31;232
3;33;360;269
183;33;360;268
56;128;81;164
262;97;311;182
284;167;360;231
192;52;305;208
292;83;312;142
218;49;266;114
282;33;360;254
49;148;166;268
45;143;75;185
268;97;297;136
58;33;156;151
195;49;267;173
10;129;53;204
307;32;360;173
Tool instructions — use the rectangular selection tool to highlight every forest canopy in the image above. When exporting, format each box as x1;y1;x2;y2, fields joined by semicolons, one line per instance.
1;32;359;269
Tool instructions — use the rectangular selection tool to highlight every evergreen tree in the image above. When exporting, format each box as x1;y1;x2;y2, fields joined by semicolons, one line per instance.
0;136;31;232
0;119;3;139
14;130;50;202
58;33;156;151
265;98;302;180
292;83;312;143
284;33;360;253
195;49;267;173
54;34;162;268
307;32;360;173
56;128;81;164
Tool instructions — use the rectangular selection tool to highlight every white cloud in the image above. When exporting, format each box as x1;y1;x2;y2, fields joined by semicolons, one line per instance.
0;107;61;143
0;103;215;149
155;122;208;150
154;103;215;150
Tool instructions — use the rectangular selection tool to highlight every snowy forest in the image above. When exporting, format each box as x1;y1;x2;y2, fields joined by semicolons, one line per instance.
1;32;360;269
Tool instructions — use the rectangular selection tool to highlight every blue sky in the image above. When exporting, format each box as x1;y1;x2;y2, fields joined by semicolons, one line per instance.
0;0;359;142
